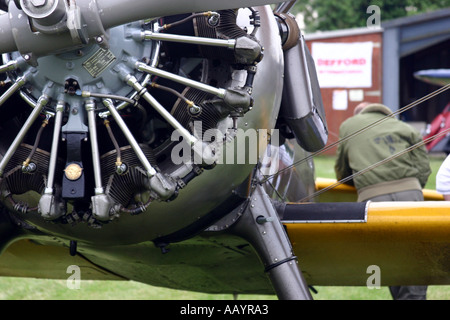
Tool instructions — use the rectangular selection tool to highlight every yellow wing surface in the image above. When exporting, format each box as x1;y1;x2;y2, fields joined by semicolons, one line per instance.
283;178;449;286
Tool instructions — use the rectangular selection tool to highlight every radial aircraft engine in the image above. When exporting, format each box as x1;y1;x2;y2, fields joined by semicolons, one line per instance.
0;0;328;299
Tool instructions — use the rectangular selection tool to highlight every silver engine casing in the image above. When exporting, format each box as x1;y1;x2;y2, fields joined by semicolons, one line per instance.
0;6;284;245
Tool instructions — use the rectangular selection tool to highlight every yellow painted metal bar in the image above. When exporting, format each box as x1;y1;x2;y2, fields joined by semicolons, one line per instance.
423;188;444;200
315;177;444;202
285;201;450;286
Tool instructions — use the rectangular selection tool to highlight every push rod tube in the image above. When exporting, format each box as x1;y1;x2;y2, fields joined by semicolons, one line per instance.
0;60;19;74
0;94;48;177
125;74;199;146
140;31;236;49
102;99;157;178
0;75;29;107
44;100;65;194
136;62;226;99
85;100;104;194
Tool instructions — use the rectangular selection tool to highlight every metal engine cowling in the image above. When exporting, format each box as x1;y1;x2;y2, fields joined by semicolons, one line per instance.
0;6;284;243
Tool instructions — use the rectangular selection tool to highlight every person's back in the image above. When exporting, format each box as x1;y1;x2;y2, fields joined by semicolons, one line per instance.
335;103;431;202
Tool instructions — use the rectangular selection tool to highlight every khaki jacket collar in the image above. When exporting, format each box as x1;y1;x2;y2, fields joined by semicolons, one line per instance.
360;103;393;116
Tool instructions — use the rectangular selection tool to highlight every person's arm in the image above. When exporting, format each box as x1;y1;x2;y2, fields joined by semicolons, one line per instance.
334;137;354;186
408;130;432;188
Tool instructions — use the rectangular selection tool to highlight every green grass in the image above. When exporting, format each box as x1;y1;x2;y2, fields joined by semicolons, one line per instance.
0;276;447;300
0;154;448;300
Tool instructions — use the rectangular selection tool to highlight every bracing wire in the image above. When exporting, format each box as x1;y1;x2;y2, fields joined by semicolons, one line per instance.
261;83;450;186
298;126;450;202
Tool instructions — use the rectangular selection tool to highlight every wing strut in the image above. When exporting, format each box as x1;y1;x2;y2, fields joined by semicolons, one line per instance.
230;184;312;300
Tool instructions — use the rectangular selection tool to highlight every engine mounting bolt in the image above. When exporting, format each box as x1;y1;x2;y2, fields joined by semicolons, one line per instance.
30;0;47;7
256;215;275;224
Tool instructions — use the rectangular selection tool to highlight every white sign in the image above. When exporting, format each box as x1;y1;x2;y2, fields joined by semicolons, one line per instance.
332;90;348;110
312;42;373;88
349;89;365;102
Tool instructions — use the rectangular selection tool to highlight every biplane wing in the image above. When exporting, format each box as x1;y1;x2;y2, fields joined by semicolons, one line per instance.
0;181;448;294
282;178;449;286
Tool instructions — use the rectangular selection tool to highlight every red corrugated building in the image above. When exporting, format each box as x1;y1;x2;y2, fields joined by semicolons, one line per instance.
303;8;450;154
305;28;383;151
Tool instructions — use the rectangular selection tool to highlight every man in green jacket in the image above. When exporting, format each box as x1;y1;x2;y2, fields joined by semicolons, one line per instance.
335;102;431;300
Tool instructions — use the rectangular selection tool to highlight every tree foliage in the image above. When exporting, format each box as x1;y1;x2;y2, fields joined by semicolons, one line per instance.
292;0;450;32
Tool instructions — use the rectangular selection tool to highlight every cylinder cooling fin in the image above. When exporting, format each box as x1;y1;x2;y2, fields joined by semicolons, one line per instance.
0;7;267;229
